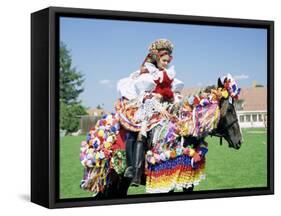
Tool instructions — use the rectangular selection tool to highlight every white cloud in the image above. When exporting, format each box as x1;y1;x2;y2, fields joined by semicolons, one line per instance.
99;79;111;84
234;74;249;80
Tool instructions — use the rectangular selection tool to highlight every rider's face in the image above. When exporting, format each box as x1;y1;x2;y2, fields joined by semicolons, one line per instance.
157;54;170;69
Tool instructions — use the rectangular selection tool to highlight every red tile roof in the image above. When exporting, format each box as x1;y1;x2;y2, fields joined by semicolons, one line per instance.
239;87;267;111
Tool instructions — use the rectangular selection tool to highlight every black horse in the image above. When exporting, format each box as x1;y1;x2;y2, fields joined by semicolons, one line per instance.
211;78;243;150
92;78;243;199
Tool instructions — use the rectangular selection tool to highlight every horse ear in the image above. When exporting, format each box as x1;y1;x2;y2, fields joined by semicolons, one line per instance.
218;78;224;88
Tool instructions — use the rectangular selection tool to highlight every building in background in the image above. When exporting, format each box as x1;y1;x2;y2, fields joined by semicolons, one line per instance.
236;86;267;128
79;108;108;134
87;107;106;117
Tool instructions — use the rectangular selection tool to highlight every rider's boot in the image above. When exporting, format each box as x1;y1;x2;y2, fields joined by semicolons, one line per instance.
131;140;144;186
124;132;136;178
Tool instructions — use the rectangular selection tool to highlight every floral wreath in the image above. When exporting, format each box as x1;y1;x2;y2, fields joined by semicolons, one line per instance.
149;39;174;53
142;39;174;65
111;150;127;174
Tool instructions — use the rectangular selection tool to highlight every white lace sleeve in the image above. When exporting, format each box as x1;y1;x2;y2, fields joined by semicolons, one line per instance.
117;70;142;100
130;70;141;79
117;77;138;100
134;73;156;95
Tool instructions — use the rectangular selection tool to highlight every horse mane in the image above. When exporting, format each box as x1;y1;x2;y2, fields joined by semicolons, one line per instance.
203;85;217;93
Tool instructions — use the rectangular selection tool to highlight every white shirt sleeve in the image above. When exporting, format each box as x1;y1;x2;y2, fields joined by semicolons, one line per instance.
117;71;140;100
117;63;184;100
134;73;156;95
117;69;156;100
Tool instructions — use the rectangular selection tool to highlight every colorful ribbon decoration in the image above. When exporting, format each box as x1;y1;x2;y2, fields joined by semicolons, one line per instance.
80;75;240;195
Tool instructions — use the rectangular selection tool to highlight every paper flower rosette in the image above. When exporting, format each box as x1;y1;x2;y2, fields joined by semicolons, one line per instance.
80;114;122;194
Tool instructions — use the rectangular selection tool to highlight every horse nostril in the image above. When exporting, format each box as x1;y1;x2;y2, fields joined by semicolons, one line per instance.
236;140;242;149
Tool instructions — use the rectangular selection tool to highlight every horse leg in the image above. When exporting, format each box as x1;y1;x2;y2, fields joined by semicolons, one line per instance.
102;170;123;198
182;185;194;193
93;191;106;199
118;176;132;197
102;169;132;198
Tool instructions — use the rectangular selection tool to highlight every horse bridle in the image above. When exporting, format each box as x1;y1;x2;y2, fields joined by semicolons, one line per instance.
210;118;239;145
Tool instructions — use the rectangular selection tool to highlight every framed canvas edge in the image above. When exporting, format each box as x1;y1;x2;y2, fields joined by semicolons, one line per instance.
31;6;274;209
31;8;51;208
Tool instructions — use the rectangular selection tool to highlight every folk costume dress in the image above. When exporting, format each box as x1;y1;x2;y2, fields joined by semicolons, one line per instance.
116;63;206;193
115;62;184;135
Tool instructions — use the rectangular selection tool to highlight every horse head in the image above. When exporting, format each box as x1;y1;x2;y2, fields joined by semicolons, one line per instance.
213;75;243;149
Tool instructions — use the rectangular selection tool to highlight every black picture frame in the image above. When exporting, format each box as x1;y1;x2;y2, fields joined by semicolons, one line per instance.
31;6;274;208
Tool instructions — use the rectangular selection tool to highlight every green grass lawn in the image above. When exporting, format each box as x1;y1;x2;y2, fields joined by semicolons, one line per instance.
60;128;267;199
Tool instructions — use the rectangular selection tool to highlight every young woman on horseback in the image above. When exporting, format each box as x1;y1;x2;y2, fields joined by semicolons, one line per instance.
116;39;184;186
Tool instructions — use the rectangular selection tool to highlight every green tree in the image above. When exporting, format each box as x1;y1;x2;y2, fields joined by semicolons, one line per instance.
59;42;87;133
60;42;84;105
60;102;87;133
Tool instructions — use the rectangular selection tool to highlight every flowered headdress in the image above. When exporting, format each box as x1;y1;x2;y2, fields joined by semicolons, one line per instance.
149;39;174;54
142;39;174;66
220;74;241;103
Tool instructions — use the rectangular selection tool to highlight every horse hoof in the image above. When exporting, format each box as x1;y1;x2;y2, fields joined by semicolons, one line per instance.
130;182;140;187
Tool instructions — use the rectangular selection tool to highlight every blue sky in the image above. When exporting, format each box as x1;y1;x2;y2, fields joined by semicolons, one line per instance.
60;17;267;112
